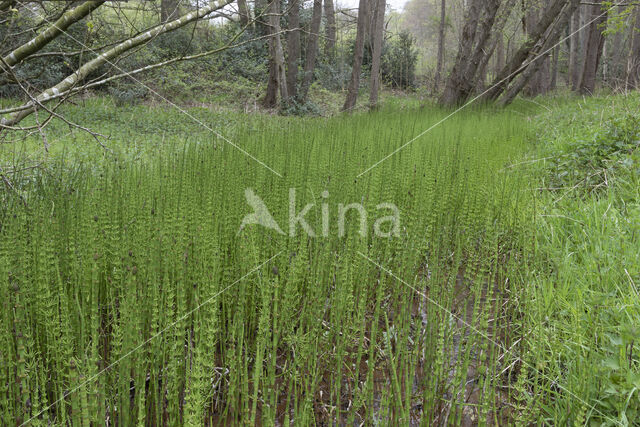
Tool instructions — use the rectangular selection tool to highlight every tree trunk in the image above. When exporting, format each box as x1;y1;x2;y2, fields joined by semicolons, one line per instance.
342;0;368;111
324;0;337;60
602;37;608;83
439;0;481;106
524;1;552;96
1;1;104;70
433;0;446;93
369;0;386;109
484;0;581;101
627;5;640;89
2;0;235;127
523;3;540;95
499;0;577;105
578;0;607;95
286;0;301;100
237;0;250;26
569;8;581;90
550;45;559;90
610;9;625;88
161;0;180;22
496;36;505;77
264;0;288;108
298;0;323;103
475;0;517;92
440;0;501;106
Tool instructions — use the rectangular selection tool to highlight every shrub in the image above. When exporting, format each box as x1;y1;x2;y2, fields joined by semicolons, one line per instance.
382;31;418;90
547;113;640;193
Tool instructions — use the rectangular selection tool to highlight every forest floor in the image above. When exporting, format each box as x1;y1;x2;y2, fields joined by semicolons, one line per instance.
0;92;638;425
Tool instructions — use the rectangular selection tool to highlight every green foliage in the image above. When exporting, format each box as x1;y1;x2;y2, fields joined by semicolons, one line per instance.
108;81;149;106
382;31;418;90
522;95;640;425
0;99;532;425
314;62;352;92
280;97;323;116
0;9;91;97
212;24;269;81
546;113;640;193
603;2;635;36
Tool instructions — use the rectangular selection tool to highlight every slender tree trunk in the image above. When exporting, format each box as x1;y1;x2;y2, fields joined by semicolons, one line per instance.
485;0;581;101
440;0;501;106
264;0;288;107
237;0;250;26
550;46;559;90
541;56;551;93
369;0;386;109
610;7;625;88
627;5;640;89
286;0;301;100
475;0;517;91
496;36;505;77
324;0;337;60
578;0;607;95
524;1;551;96
500;0;577;105
343;0;368;111
602;38;608;83
439;0;481;106
433;0;446;93
298;0;322;103
161;0;180;22
569;8;581;90
523;2;540;95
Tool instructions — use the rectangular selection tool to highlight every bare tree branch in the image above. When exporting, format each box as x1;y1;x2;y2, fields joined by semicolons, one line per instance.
1;0;235;128
2;1;105;69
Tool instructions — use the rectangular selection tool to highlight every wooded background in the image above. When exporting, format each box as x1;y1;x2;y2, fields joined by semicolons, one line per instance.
1;0;639;130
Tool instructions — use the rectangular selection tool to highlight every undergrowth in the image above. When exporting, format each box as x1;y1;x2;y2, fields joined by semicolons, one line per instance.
2;94;638;426
0;100;534;425
521;93;640;426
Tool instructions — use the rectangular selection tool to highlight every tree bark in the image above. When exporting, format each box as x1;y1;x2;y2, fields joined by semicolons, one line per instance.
324;0;337;60
627;5;640;89
496;36;505;77
237;0;250;26
298;0;322;103
264;0;288;107
286;0;301;100
438;0;481;106
1;1;104;70
474;0;517;92
369;0;386;109
1;0;235;127
550;45;559;90
499;0;577;105
569;8;581;90
578;0;608;95
524;1;551;96
433;0;446;93
523;2;540;95
484;0;581;101
342;0;368;111
440;0;501;106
